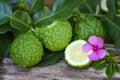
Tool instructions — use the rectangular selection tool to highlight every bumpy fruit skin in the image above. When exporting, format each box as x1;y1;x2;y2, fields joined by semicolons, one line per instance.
74;14;105;40
10;31;44;67
35;20;72;51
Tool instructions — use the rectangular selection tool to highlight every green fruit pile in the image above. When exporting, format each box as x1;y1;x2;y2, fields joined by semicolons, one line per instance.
74;14;105;40
10;14;106;68
10;20;73;67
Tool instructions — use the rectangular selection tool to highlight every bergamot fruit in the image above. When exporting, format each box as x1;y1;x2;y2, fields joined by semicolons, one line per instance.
10;30;44;67
74;14;105;40
34;20;72;51
65;40;92;68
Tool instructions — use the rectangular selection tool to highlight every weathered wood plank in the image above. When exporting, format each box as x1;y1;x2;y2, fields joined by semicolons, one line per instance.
0;44;120;80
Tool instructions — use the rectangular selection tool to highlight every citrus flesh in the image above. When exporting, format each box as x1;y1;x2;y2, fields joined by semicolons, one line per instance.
65;40;92;68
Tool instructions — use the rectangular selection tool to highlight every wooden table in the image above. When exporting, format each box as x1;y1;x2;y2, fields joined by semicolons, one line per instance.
0;44;120;80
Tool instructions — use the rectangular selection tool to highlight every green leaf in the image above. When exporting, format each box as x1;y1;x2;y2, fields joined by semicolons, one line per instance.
0;32;13;61
33;7;53;27
25;0;45;14
106;0;118;18
115;63;120;73
93;58;106;70
106;62;115;78
101;15;120;51
52;0;85;19
79;0;98;14
0;0;12;25
10;0;19;5
100;0;120;51
38;50;64;66
34;0;85;26
10;10;32;32
114;32;120;51
108;52;114;59
0;22;13;34
106;52;114;62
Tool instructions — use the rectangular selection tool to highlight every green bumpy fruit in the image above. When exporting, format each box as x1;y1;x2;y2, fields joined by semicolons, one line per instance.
34;20;72;51
10;31;44;67
74;14;105;40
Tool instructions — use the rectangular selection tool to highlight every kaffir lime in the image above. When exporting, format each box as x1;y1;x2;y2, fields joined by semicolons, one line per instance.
10;31;44;67
74;14;105;40
65;40;92;68
34;20;72;51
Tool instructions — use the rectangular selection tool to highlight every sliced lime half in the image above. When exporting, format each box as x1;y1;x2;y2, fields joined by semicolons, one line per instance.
65;40;92;68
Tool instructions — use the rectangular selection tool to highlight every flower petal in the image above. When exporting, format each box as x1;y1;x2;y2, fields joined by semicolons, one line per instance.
82;43;93;52
97;49;107;59
88;52;99;61
88;36;98;46
97;37;104;48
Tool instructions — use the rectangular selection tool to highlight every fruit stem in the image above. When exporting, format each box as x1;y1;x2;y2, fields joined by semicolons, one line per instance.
30;27;40;39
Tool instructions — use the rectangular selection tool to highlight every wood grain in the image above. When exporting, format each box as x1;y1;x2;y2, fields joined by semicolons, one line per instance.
0;44;120;80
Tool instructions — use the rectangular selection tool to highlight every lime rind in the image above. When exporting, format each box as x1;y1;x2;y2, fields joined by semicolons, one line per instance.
66;59;92;68
65;40;92;68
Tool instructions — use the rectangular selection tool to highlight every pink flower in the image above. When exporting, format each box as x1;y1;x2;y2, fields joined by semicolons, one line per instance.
82;36;107;61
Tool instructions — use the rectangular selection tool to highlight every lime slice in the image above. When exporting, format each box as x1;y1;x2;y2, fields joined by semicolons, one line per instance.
65;40;92;68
